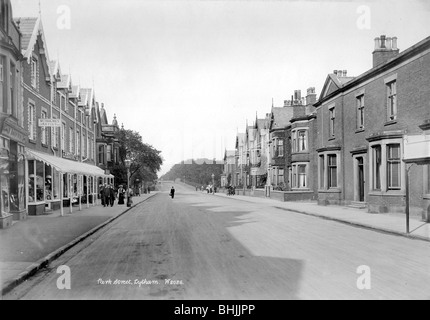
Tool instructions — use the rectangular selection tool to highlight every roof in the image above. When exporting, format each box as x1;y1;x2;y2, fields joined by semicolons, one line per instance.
57;74;71;89
70;85;80;99
79;88;93;107
271;107;294;130
236;133;246;148
14;17;38;53
316;35;430;107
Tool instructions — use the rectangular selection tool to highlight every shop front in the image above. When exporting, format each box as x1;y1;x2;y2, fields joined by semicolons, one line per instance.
0;116;28;229
26;149;113;216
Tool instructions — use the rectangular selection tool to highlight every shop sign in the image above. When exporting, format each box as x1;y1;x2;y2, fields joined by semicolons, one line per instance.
62;151;78;161
38;119;61;127
1;123;27;144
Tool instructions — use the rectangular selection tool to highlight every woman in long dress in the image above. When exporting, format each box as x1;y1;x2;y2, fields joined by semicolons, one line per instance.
118;185;125;205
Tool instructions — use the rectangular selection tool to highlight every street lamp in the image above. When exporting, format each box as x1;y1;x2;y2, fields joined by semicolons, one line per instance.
212;173;215;194
125;159;132;206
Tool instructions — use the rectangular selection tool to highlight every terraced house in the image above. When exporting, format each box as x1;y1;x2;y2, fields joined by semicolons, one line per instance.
315;35;430;221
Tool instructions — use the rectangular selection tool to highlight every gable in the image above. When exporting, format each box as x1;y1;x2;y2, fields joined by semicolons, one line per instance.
319;75;341;102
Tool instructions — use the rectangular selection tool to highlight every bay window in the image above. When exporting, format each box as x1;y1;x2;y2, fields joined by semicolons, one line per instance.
387;144;401;190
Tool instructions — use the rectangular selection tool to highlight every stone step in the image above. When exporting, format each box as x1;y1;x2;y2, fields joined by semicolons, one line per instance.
349;201;367;209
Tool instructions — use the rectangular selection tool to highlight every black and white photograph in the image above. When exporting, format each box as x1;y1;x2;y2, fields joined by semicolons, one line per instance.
1;0;430;304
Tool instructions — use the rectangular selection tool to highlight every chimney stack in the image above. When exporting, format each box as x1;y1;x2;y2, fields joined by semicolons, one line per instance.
373;35;400;68
306;87;317;106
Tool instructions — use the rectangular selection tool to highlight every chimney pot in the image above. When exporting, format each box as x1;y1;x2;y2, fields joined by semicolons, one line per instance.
343;70;347;77
307;87;315;95
380;35;386;49
333;70;338;75
386;37;392;50
338;70;343;77
392;37;398;50
374;37;380;50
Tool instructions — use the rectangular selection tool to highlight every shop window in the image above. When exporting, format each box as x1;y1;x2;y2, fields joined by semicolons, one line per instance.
28;160;35;203
36;161;44;201
0;141;10;214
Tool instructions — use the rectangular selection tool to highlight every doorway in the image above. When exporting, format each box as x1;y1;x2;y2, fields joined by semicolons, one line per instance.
357;157;365;202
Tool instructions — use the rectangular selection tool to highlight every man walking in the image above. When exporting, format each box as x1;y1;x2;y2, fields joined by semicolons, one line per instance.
103;184;111;207
170;186;175;199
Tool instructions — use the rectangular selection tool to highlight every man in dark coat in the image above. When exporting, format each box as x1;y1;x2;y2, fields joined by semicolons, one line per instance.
103;184;111;207
170;186;175;199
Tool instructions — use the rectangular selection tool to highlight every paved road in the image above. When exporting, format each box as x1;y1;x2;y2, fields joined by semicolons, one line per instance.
4;183;430;300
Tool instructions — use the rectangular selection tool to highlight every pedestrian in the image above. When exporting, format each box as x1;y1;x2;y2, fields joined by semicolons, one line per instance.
109;185;116;207
117;185;125;205
170;186;175;199
127;187;133;207
99;184;105;206
103;184;111;207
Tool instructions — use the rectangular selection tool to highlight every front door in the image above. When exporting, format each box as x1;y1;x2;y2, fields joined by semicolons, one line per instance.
358;157;365;202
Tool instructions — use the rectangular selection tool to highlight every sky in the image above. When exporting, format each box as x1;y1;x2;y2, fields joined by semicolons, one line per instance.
10;0;430;175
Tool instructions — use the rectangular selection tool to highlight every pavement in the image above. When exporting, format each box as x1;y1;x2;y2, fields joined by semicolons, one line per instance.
213;191;430;242
0;192;158;296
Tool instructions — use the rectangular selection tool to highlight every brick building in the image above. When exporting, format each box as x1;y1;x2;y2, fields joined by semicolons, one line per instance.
314;35;430;221
0;0;27;228
16;14;112;218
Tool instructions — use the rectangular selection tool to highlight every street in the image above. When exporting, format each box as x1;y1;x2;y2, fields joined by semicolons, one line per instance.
4;183;430;300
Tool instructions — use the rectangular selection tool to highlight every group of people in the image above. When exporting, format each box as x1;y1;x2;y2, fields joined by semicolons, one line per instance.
100;184;132;207
227;185;236;196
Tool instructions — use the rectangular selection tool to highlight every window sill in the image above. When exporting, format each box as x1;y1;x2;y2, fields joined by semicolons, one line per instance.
318;188;341;193
423;194;430;200
384;119;397;126
355;128;365;133
328;137;335;141
41;143;48;148
368;190;405;197
28;139;36;144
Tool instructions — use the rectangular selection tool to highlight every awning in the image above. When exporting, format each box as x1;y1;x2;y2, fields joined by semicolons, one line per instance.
26;149;113;177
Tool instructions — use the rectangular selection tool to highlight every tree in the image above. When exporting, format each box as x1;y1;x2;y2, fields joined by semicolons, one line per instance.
116;129;163;186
